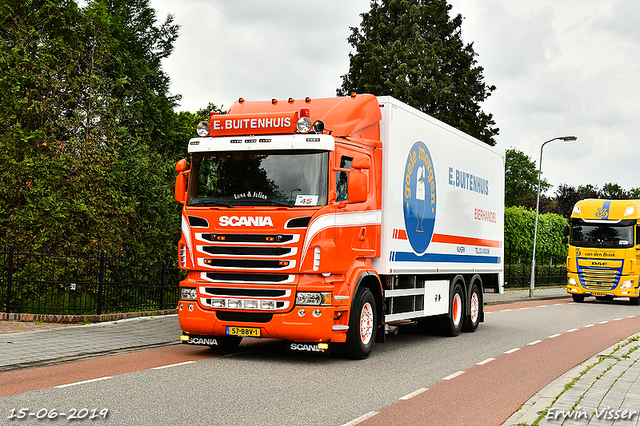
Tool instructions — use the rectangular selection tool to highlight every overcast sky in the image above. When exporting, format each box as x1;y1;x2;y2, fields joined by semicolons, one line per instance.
151;0;640;195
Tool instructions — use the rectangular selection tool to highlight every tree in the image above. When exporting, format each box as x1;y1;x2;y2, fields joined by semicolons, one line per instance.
600;182;628;200
505;148;550;208
553;183;599;219
337;0;498;145
0;0;183;260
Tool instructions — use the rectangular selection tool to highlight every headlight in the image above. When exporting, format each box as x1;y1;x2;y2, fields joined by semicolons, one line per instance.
620;280;634;289
296;117;312;133
196;121;210;137
567;277;578;286
296;292;332;306
181;287;197;300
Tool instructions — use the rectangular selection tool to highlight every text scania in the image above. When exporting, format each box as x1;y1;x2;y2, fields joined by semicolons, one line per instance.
211;116;292;131
218;216;274;227
448;167;489;195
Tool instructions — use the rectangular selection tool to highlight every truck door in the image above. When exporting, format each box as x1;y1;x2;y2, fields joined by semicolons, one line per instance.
334;145;379;260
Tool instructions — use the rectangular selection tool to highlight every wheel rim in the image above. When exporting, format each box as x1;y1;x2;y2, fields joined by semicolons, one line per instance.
452;293;462;326
470;291;479;323
360;302;374;345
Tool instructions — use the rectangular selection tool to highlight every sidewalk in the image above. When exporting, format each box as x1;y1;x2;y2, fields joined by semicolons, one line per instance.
0;315;182;372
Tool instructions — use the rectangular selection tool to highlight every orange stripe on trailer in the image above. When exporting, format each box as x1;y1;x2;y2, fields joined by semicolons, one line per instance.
432;233;502;248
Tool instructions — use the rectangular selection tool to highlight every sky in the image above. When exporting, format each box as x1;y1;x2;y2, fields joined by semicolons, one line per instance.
151;0;640;195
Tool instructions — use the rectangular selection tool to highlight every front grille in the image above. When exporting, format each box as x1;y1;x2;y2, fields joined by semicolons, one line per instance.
204;272;293;284
202;246;292;256
579;268;620;290
201;233;294;243
205;258;292;269
201;287;289;298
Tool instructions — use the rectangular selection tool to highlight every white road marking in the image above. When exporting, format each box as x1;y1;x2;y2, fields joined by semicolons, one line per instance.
56;377;113;388
399;388;428;400
152;361;196;370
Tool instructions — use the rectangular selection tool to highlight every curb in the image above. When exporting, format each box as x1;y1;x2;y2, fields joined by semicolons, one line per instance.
1;309;177;324
484;294;570;306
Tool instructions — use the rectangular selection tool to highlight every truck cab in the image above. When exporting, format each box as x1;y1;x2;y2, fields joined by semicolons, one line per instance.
566;199;640;304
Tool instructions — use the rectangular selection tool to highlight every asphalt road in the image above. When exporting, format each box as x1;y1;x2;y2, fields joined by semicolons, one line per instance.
1;298;639;426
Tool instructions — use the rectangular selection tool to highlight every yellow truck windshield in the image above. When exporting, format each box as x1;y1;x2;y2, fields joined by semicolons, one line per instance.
570;218;635;249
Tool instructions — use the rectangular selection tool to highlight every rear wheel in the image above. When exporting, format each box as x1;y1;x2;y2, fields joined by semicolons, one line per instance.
436;282;464;337
463;283;481;332
341;287;377;359
572;294;585;303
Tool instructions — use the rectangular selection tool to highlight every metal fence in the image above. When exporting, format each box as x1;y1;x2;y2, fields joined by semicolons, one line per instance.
503;247;567;289
0;247;183;315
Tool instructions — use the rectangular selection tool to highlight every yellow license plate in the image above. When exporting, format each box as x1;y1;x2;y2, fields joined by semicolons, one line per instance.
593;292;607;297
226;326;261;337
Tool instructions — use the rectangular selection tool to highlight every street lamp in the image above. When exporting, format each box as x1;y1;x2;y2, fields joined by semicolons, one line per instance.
529;135;578;297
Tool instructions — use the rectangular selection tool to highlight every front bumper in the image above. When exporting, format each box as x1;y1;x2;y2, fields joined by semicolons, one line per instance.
177;300;349;343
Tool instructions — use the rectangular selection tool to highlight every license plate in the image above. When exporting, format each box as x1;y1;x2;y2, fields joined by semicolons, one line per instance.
593;291;607;297
226;326;261;337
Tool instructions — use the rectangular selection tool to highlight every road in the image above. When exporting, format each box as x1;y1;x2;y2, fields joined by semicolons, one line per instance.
1;298;639;425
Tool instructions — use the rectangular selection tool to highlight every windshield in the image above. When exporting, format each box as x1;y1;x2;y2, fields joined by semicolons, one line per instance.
570;219;636;248
188;150;329;207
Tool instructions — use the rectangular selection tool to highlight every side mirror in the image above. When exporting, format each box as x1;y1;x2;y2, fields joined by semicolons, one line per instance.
175;159;187;173
562;236;568;245
351;155;370;170
347;170;368;203
175;159;189;205
563;225;570;237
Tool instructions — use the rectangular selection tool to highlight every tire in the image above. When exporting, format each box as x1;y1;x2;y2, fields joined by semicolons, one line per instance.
630;297;640;305
463;283;481;332
341;287;377;359
436;282;464;337
572;294;585;303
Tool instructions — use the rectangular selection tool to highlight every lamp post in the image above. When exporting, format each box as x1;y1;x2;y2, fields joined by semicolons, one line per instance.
529;136;578;297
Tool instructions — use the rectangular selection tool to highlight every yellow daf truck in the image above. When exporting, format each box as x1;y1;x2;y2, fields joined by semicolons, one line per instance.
565;199;640;304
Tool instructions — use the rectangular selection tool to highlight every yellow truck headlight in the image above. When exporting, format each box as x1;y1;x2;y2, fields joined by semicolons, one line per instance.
567;277;578;286
620;280;634;290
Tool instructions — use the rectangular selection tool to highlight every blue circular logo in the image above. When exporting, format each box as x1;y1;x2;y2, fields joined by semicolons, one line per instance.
402;141;437;254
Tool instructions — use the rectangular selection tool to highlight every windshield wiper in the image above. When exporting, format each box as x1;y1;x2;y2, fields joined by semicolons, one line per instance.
190;199;234;208
230;198;292;207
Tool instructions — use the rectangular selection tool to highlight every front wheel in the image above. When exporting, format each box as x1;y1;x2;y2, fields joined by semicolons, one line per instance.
630;297;640;305
572;294;585;303
341;287;377;359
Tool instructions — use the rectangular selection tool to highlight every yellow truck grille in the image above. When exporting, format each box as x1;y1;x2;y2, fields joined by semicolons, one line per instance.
579;268;620;290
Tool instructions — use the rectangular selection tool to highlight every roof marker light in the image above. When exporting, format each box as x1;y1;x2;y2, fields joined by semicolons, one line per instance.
238;98;245;104
305;97;311;103
288;98;295;104
272;99;278;105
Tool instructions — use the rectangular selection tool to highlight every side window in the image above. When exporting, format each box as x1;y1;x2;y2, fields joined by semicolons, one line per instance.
335;156;353;202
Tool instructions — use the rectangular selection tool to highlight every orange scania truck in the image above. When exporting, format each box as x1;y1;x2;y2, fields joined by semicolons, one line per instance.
565;199;640;304
174;94;504;358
